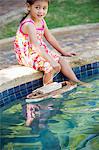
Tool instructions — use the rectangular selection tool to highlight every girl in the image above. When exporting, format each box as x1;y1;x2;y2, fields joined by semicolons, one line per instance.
14;0;84;86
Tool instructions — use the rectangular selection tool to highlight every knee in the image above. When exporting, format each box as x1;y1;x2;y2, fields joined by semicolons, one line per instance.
54;64;61;72
47;68;54;75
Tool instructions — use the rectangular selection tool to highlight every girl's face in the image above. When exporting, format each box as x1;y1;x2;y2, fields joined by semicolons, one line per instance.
28;1;48;21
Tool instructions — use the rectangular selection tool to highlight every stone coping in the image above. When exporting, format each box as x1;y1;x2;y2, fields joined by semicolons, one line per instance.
0;65;42;92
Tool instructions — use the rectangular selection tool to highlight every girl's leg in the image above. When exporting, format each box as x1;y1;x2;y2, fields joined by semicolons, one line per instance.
59;56;80;83
43;69;54;85
26;104;35;126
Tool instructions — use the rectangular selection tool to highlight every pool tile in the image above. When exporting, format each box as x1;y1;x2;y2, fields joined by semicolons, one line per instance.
97;62;99;67
26;81;32;88
55;73;68;82
21;89;28;97
8;88;14;95
19;83;26;91
2;90;8;97
80;71;88;78
93;68;98;74
0;103;4;107
3;97;10;103
73;67;81;74
0;93;3;100
93;62;98;69
87;64;92;70
14;86;20;93
81;65;87;72
87;70;93;76
9;94;17;102
27;88;33;94
15;92;22;100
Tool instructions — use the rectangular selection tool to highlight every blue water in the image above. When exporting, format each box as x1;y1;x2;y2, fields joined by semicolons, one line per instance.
0;75;99;150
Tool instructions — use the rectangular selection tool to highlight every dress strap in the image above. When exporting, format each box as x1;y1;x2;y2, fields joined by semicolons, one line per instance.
41;19;45;28
20;19;34;35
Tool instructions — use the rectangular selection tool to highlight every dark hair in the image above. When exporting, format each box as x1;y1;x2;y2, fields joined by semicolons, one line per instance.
20;0;50;22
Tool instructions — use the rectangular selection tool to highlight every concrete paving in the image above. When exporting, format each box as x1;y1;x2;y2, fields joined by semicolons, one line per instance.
0;0;25;16
0;23;99;70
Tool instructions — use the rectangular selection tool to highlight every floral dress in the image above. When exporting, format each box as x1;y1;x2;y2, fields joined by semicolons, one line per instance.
14;18;60;73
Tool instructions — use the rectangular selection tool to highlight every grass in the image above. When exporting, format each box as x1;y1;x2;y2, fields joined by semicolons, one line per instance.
0;20;19;39
0;0;99;39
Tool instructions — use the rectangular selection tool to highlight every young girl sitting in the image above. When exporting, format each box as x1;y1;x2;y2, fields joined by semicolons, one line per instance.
14;0;90;126
14;0;84;86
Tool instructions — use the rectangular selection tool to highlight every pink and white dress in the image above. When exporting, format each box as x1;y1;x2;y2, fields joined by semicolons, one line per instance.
14;18;60;73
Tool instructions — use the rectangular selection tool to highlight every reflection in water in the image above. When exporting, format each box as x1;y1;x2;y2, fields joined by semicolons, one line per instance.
0;75;99;149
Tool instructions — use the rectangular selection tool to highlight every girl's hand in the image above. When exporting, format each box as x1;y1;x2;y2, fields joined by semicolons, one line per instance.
62;52;77;57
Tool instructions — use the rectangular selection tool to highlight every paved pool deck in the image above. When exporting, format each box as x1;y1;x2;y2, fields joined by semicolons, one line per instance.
0;23;99;70
0;23;99;92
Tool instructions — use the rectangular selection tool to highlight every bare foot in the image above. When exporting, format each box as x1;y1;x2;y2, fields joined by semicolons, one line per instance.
77;81;92;88
66;80;92;88
61;81;76;87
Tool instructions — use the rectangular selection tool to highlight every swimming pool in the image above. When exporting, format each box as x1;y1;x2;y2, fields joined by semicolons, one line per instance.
1;75;99;150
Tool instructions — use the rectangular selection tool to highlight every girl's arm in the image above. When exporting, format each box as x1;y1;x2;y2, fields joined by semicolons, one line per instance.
24;22;42;55
44;20;77;57
23;22;59;65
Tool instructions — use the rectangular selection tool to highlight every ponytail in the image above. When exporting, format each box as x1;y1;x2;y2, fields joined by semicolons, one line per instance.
20;12;29;23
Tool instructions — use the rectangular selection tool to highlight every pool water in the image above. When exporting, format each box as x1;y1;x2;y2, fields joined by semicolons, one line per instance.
0;75;99;150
